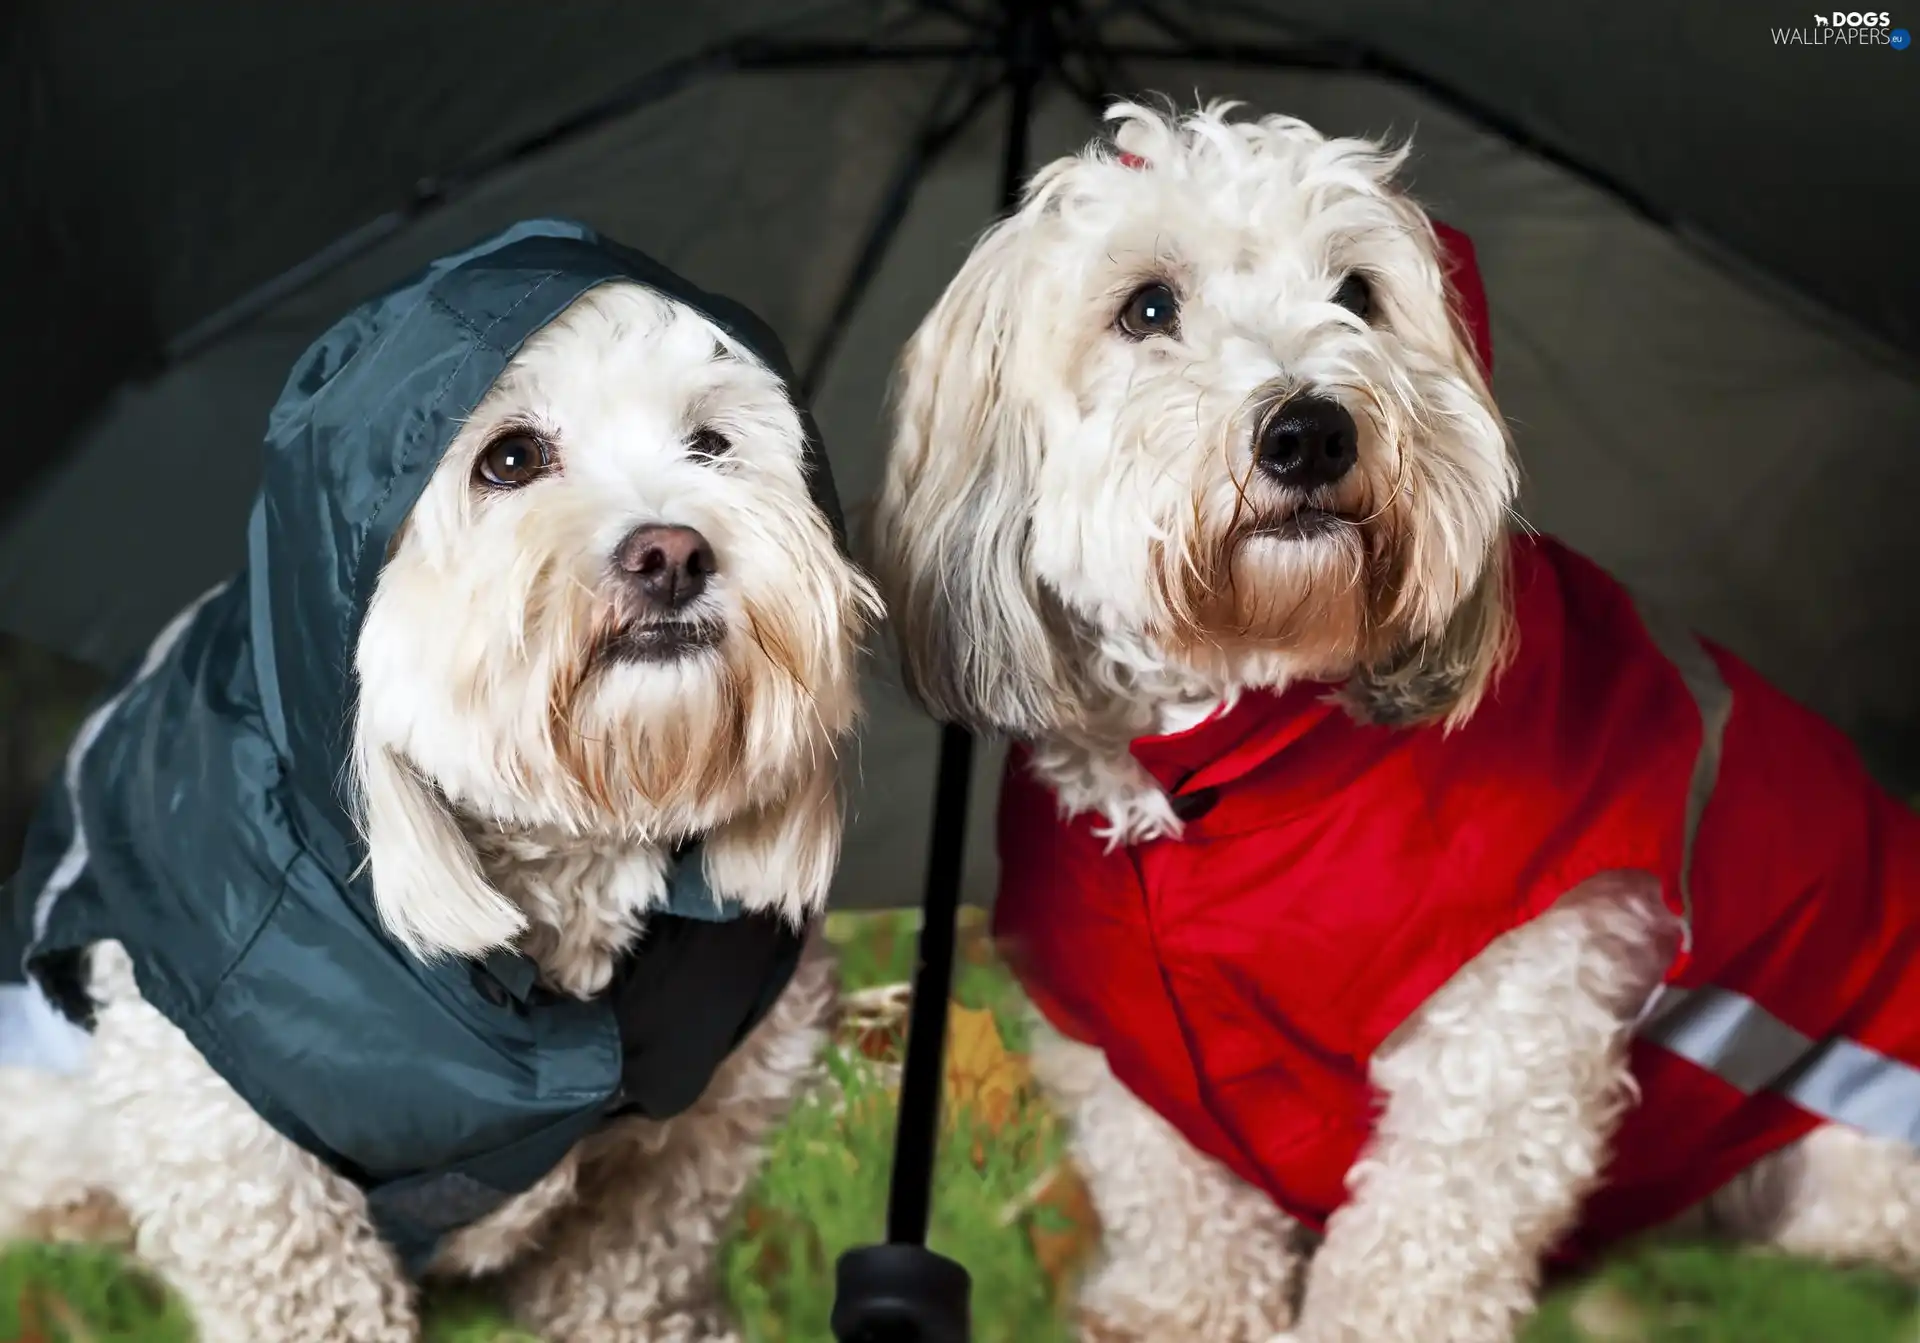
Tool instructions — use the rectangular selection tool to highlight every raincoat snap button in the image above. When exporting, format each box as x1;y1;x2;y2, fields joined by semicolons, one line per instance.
1171;786;1218;822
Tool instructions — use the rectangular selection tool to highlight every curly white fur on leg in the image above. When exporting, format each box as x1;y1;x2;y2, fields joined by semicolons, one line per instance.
1280;875;1674;1343
84;943;419;1343
1721;1125;1920;1276
1031;1024;1307;1343
503;935;835;1343
0;1065;109;1242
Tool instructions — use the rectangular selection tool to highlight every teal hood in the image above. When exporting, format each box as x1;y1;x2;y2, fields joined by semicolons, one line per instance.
254;219;847;879
2;220;842;1272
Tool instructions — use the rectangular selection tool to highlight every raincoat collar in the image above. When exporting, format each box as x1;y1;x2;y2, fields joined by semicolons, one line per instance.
1128;684;1343;800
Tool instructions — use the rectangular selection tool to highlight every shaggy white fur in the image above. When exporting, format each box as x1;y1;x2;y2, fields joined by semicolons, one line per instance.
0;281;880;1343
1030;1021;1308;1341
872;101;1920;1342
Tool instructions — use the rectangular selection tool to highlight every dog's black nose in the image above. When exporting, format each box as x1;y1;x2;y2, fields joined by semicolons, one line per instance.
1257;396;1359;489
615;524;715;611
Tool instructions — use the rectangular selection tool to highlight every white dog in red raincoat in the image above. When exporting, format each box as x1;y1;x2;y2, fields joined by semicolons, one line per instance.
872;101;1920;1343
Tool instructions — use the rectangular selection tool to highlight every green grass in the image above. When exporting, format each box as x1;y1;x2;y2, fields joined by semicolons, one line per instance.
722;909;1073;1343
719;1022;1069;1343
1528;1243;1919;1342
0;1243;191;1342
4;909;1918;1342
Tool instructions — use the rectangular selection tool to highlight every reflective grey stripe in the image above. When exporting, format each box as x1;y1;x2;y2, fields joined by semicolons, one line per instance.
1626;595;1735;948
1638;985;1813;1094
1776;1034;1920;1146
1624;599;1920;1146
1638;985;1920;1147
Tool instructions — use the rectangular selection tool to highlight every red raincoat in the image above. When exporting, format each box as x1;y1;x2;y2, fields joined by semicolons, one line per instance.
992;225;1920;1260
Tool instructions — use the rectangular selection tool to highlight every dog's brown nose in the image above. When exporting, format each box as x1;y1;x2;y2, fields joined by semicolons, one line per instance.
1257;395;1358;489
615;524;715;611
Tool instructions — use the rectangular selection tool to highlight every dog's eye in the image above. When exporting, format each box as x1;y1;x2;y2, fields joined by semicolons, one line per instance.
688;428;731;461
1117;281;1180;340
475;432;552;489
1333;273;1373;322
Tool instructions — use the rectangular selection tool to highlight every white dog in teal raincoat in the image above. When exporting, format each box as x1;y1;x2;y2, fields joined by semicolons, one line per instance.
0;221;880;1343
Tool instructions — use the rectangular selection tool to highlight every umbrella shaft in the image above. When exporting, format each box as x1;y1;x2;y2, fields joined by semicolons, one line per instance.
887;722;977;1244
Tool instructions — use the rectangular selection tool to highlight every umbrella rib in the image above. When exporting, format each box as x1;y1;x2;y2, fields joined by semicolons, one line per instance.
730;39;991;68
164;34;989;365
1056;0;1132;110
1089;33;1683;235
797;63;1006;402
1122;0;1203;46
910;0;996;35
1090;0;1692;238
1052;53;1121;118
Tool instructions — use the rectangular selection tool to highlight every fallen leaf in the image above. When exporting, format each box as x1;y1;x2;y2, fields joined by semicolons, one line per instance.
739;1202;824;1285
739;1203;787;1281
853;1020;906;1062
838;983;909;1027
957;907;997;966
1022;1161;1101;1299
836;981;913;1065
943;1003;1030;1135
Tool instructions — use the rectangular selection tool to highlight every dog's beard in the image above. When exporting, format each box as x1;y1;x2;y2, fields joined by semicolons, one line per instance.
551;648;752;825
1151;517;1419;687
1147;419;1421;680
542;582;851;836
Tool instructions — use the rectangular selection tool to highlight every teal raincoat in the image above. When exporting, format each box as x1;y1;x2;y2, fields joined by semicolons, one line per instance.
0;220;847;1274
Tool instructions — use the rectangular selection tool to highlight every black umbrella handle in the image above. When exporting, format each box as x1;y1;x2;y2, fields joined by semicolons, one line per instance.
830;1243;973;1343
831;724;976;1343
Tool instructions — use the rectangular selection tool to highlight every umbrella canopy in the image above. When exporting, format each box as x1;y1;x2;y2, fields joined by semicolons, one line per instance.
4;0;1917;911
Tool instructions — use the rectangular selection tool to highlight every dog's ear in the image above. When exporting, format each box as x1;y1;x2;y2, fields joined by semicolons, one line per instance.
348;726;528;960
1342;542;1513;730
1341;205;1515;730
869;214;1085;737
